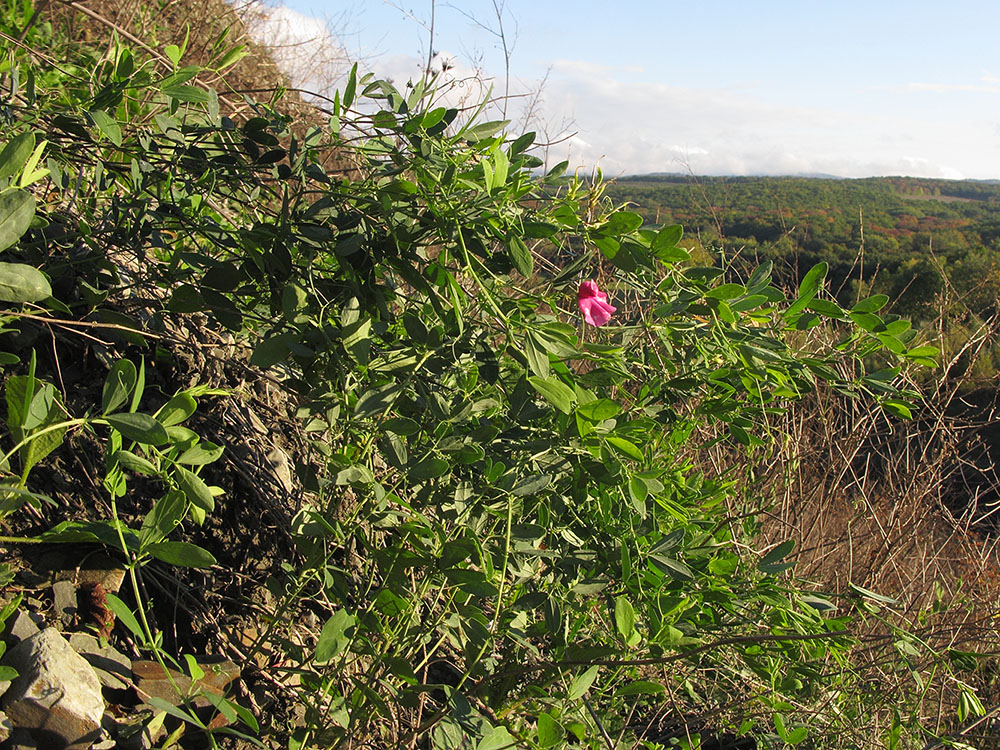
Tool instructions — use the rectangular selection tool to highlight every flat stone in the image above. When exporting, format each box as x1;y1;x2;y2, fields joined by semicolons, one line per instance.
1;628;105;749
54;554;125;594
132;658;239;709
68;633;131;691
50;580;77;628
3;609;42;645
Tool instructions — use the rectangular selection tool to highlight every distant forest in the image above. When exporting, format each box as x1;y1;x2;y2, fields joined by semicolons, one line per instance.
607;174;1000;376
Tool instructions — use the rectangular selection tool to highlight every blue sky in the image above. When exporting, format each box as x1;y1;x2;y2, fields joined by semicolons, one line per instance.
253;1;1000;179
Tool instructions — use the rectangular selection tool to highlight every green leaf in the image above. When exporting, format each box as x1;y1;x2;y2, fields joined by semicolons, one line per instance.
102;360;137;414
175;466;215;512
114;449;158;475
104;413;169;446
381;417;420;436
882;399;913;419
146;697;205;729
527;376;575;414
507;234;533;277
250;332;297;368
89;110;122;146
477;727;516;750
806;298;845;318
409;457;450;480
105;592;145;640
576;399;621;422
18;140;47;187
617;680;666;696
156;392;197;427
650;555;694;581
524;332;550;378
567;665;600;700
214;44;249;72
848;582;899;605
0;262;50;303
604;211;643;235
38;519;133;547
315;609;356;663
176;441;225;466
536;712;562;747
343;63;358;109
0;132;35;180
511;473;551;497
140;490;186;546
851;294;889;314
354;383;404;419
606;435;643;461
758;539;796;574
146;541;217;568
161;85;210;103
905;345;939;362
421;107;448;130
785;262;827;316
614;595;635;638
746;260;773;291
464;119;508;142
491;147;509;190
654;224;683;248
164;44;182;66
798;261;828;300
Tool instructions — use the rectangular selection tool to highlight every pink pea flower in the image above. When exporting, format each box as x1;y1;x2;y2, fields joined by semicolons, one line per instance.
577;280;616;327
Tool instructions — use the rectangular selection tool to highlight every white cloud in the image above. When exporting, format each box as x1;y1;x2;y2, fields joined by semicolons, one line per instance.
904;82;1000;94
242;7;1000;180
241;5;350;97
526;58;995;178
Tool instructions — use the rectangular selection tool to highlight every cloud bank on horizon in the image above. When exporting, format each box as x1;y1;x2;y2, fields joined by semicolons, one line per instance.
243;2;1000;181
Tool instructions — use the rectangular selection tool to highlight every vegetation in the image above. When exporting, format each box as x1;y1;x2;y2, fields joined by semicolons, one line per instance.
609;175;1000;382
0;2;997;749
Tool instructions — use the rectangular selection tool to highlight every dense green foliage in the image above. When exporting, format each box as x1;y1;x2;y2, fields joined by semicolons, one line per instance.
609;175;1000;324
0;3;990;748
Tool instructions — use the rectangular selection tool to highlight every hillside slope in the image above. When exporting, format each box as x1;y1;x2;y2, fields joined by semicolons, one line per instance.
0;3;997;750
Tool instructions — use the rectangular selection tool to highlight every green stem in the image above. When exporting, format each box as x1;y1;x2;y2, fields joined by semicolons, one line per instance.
0;418;88;468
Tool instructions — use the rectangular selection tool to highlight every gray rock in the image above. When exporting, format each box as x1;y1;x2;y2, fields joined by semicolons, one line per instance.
265;444;295;493
67;633;131;691
3;610;42;646
50;581;77;628
54;554;126;594
1;628;104;749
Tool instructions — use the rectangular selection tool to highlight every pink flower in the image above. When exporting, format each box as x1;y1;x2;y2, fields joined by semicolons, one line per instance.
577;280;616;327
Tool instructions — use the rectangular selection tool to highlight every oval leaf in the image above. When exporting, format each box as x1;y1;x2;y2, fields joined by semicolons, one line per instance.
0;132;35;181
175;466;215;512
146;541;217;568
102;360;137;414
156;392;197;427
104;412;169;446
528;376;575;414
0;262;50;303
114;449;158;475
567;665;600;700
576;399;621;422
0;189;35;252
